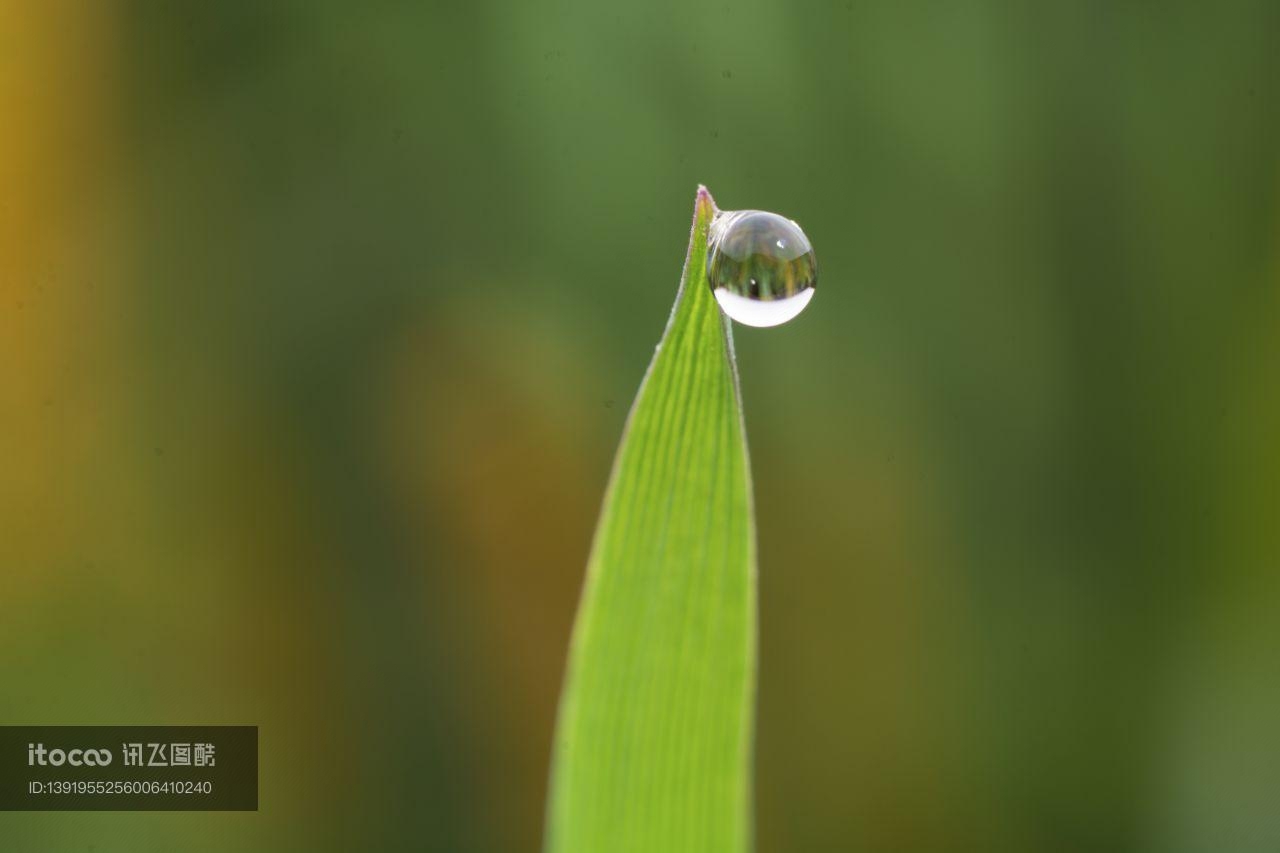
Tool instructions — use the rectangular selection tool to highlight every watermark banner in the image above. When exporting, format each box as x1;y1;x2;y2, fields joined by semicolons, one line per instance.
0;726;257;811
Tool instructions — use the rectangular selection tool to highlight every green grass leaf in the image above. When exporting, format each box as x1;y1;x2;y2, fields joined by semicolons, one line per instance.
546;186;756;853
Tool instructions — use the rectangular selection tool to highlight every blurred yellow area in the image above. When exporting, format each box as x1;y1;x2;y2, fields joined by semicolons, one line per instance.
1;2;122;600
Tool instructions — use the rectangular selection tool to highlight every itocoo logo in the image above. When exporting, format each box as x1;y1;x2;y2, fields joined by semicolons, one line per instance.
27;743;113;767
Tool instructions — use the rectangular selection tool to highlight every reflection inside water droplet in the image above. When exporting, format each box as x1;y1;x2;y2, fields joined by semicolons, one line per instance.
706;209;817;327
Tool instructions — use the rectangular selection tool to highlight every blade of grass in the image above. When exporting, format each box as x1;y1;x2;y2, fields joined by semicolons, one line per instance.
546;186;756;853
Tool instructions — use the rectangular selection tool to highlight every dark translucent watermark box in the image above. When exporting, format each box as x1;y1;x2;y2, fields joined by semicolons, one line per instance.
0;726;257;810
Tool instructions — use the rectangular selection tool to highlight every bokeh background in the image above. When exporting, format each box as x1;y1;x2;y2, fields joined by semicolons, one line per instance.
3;2;1279;851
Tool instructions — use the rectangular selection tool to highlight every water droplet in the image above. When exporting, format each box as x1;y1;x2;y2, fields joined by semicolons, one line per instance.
706;210;817;327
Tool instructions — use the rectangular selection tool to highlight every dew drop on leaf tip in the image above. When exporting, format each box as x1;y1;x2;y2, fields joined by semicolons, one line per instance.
706;209;817;328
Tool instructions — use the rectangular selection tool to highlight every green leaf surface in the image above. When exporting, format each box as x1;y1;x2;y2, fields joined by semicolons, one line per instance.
546;187;756;853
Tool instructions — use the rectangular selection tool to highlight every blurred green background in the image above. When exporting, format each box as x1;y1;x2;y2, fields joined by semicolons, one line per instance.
3;2;1278;851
